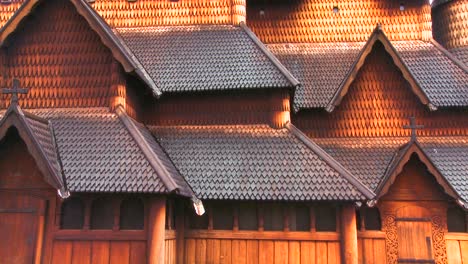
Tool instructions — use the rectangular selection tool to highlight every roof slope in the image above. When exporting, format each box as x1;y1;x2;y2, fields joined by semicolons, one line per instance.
115;24;296;94
392;40;468;107
315;136;468;202
151;124;372;201
268;42;364;109
268;30;468;110
26;107;191;195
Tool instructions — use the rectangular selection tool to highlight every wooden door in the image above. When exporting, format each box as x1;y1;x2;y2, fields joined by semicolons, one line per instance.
0;193;46;264
395;206;435;264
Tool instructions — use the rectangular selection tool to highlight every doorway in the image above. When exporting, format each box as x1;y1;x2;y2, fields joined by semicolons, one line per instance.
396;206;434;264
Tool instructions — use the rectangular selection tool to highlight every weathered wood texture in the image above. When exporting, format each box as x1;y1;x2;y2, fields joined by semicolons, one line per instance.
357;233;386;264
50;240;146;264
148;197;166;264
145;89;290;128
182;232;341;264
432;0;468;49
0;0;115;109
294;43;468;137
247;0;431;43
446;233;468;264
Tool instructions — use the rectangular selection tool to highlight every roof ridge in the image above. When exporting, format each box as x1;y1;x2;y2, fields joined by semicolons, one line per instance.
239;22;300;88
285;122;376;199
430;39;468;73
114;105;179;193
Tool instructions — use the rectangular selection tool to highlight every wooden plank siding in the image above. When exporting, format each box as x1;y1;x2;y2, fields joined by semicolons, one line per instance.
50;240;146;264
183;231;342;264
357;231;387;264
446;233;468;264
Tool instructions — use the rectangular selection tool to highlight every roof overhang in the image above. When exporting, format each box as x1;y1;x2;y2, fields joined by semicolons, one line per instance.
326;25;436;112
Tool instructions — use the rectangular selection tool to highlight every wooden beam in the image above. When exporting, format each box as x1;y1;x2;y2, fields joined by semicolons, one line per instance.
148;196;166;264
341;204;358;264
175;201;185;264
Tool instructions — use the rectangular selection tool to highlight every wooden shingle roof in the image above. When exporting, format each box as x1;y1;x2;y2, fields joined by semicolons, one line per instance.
151;123;374;201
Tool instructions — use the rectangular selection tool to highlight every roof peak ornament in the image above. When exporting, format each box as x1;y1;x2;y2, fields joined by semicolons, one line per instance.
403;117;424;140
3;79;28;105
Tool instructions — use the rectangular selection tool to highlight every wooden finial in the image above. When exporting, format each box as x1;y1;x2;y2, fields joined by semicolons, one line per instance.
403;117;424;140
3;79;29;104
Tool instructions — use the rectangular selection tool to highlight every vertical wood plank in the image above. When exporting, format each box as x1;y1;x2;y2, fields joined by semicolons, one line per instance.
91;241;110;264
289;241;301;264
316;242;328;264
460;241;468;264
207;239;221;263
258;241;274;264
327;242;341;264
246;240;259;264
373;239;386;264
274;241;288;264
446;240;462;264
220;239;232;264
300;241;315;264
51;241;72;264
232;240;247;264
185;239;196;264
72;241;91;264
363;239;374;264
357;239;363;264
196;239;207;264
130;241;147;264
109;242;130;264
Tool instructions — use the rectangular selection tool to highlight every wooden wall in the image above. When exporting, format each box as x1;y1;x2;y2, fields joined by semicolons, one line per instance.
446;233;468;264
357;232;386;264
247;0;430;43
50;240;146;264
183;231;341;264
145;89;290;128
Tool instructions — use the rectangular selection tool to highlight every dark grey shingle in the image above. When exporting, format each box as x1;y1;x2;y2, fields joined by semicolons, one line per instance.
151;124;366;201
115;25;293;93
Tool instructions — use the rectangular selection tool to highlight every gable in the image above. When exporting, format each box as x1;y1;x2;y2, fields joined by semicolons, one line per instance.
0;0;115;109
381;154;449;201
293;41;468;137
0;127;52;189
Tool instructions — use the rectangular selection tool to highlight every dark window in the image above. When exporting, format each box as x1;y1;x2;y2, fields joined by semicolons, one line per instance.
188;207;209;229
315;204;336;232
291;204;310;231
263;203;283;231
239;203;257;230
120;198;144;230
212;203;233;230
90;197;114;230
60;198;84;229
447;207;466;232
364;208;381;230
